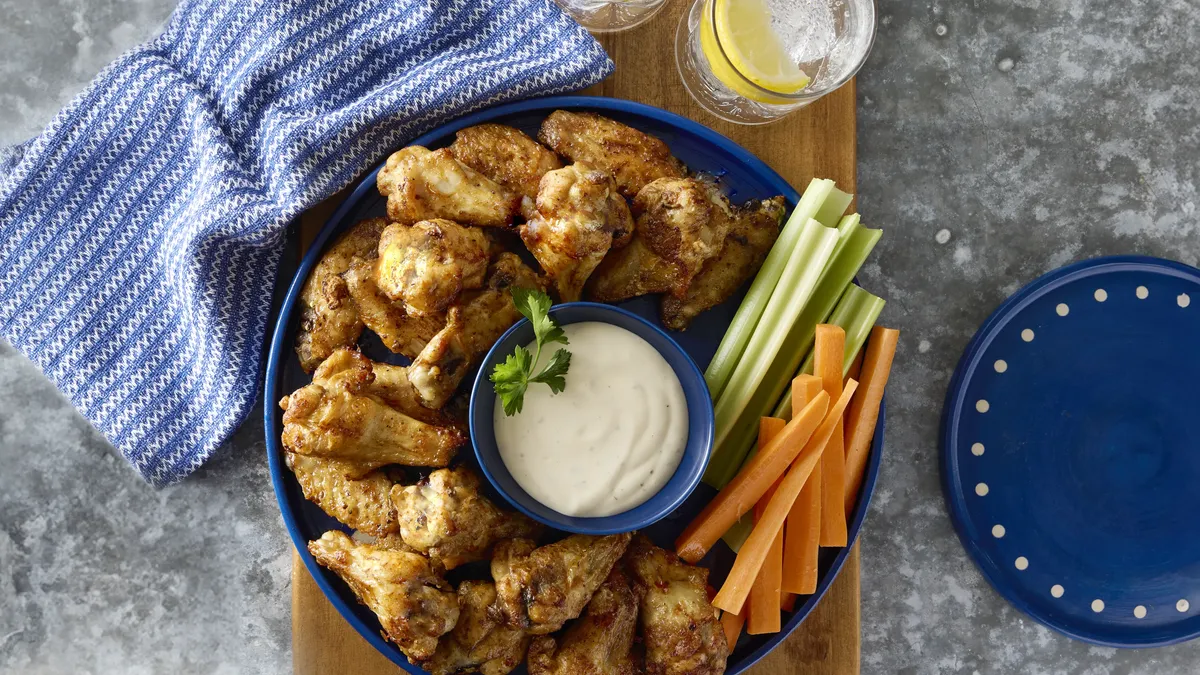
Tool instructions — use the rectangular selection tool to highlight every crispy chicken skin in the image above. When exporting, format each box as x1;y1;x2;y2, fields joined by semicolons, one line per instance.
309;531;459;661
661;196;785;331
538;110;686;198
377;146;520;227
586;231;679;303
427;581;532;675
285;453;398;536
519;163;634;302
449;123;562;218
492;533;633;635
408;253;544;409
626;536;728;675
343;257;445;358
390;467;543;570
527;567;642;675
376;220;492;317
295;218;387;372
312;348;462;430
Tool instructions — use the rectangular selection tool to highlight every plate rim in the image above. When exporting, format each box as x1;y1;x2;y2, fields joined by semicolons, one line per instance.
939;254;1200;649
264;94;886;674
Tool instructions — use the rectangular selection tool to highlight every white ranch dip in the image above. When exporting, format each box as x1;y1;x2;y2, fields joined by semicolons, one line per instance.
494;321;688;517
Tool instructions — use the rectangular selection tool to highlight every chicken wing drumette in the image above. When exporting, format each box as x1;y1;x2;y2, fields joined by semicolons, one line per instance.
519;163;634;302
375;219;492;317
377;146;520;227
491;533;632;635
538;110;686;198
312;348;462;430
449;123;562;219
426;581;532;675
526;567;642;675
309;531;459;662
343;257;446;359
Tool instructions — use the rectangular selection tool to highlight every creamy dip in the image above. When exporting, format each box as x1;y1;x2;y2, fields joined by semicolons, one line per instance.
494;321;688;517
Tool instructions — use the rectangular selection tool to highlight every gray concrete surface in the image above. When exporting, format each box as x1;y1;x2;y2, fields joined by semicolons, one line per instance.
3;0;1200;673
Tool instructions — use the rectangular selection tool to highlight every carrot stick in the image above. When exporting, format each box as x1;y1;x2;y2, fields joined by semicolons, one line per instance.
720;609;746;648
781;593;796;612
815;325;848;548
846;348;865;386
844;327;900;515
747;417;787;635
782;376;824;595
713;380;859;614
676;391;829;563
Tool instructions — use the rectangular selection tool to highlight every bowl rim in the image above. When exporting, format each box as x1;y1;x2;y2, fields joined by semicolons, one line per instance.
468;301;715;535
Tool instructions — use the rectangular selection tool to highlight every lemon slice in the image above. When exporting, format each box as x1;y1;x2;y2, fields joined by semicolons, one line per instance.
700;0;810;103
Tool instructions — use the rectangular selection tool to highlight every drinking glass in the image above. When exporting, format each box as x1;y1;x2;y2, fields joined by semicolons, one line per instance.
675;0;876;124
554;0;668;32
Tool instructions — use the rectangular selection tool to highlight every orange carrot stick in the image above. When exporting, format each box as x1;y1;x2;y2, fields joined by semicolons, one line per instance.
720;609;746;649
713;380;859;614
747;417;787;635
846;348;865;387
676;391;829;563
844;326;900;515
815;325;848;548
782;375;824;595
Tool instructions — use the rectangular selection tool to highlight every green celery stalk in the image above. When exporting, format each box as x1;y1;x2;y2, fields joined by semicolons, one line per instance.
704;179;842;400
814;188;853;227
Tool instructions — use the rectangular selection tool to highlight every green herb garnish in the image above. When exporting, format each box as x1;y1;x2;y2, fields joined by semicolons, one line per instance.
491;288;572;416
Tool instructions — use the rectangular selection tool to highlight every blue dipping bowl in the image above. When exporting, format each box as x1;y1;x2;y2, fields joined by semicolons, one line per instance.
470;302;714;535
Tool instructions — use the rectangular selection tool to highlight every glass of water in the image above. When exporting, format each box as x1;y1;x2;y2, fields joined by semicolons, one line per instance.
675;0;876;124
554;0;668;33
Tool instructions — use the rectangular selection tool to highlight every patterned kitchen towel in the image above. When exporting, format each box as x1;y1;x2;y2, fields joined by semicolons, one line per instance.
0;0;613;486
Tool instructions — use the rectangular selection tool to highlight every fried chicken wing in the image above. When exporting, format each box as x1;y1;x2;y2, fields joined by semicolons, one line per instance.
626;536;728;675
408;253;544;409
661;196;785;331
519;163;634;302
377;146;520;227
527;567;642;675
295;218;387;372
285;453;398;536
492;533;633;635
344;257;445;358
449;123;562;218
427;581;532;675
538;110;686;198
586;234;679;303
312;348;462;430
376;220;492;316
309;531;459;662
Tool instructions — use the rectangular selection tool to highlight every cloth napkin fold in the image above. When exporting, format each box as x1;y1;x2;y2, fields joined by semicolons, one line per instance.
0;0;613;486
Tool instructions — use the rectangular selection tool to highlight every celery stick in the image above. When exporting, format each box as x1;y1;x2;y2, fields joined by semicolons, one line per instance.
814;187;853;228
704;179;839;400
703;218;840;486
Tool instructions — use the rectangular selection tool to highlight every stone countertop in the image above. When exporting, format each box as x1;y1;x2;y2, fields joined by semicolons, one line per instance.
3;0;1200;673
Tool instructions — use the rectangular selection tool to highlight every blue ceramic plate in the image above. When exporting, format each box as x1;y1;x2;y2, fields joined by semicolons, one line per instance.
265;95;886;674
941;255;1200;648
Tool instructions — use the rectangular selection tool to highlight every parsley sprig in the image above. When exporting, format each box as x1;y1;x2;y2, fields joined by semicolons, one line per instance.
491;288;572;416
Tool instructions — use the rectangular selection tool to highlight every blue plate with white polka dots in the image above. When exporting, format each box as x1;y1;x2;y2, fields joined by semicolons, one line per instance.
941;255;1200;648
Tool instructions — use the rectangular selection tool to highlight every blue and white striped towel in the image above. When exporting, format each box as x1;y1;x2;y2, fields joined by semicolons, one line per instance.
0;0;613;486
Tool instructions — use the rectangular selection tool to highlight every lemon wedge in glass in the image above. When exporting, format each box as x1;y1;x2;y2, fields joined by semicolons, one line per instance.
699;0;811;103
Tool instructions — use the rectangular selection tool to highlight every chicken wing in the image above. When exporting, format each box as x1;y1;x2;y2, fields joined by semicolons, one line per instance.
449;123;562;218
585;233;679;303
309;531;459;662
295;218;387;372
519;163;634;302
408;253;544;409
344;257;445;358
661;196;785;331
376;220;492;316
492;533;633;635
538;110;686;198
626;536;728;675
285;453;398;536
377;146;520;227
527;567;642;675
312;348;462;430
427;581;532;675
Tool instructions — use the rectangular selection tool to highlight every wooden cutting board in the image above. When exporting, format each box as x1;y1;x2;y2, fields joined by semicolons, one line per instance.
291;1;860;673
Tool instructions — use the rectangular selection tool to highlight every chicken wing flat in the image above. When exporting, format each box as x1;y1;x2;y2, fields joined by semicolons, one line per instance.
519;163;634;302
376;220;492;317
492;533;633;635
586;231;679;303
309;531;459;662
626;536;728;675
408;253;544;409
390;467;542;570
527;567;642;675
295;218;387;372
344;257;445;358
538;110;686;199
661;196;785;331
377;146;520;227
449;123;562;218
285;453;398;536
427;581;532;675
312;348;461;430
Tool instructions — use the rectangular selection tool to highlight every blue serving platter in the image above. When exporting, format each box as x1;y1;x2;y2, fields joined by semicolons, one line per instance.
941;255;1200;648
265;95;886;674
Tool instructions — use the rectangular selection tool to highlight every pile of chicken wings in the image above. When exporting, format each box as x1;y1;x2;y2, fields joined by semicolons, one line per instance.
280;111;788;674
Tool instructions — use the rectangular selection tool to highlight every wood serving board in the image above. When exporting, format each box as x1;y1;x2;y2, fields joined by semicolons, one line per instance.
290;1;860;673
